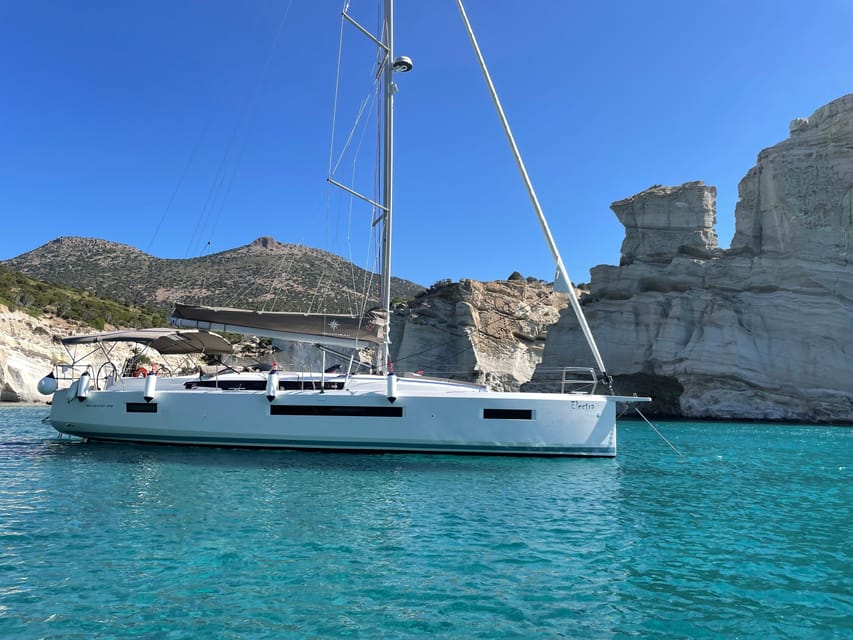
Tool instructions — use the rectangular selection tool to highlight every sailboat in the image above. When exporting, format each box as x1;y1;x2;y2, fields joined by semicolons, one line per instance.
42;0;648;456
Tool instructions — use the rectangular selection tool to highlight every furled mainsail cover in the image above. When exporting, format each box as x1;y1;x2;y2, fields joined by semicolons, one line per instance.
169;303;385;346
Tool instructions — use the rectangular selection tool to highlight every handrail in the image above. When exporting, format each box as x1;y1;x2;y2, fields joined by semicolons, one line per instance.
560;367;597;395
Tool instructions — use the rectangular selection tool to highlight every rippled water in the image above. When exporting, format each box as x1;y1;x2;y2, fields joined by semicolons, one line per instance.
1;405;851;638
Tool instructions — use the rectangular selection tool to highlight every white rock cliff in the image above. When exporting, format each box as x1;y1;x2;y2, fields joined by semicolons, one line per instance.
529;94;853;422
0;306;90;403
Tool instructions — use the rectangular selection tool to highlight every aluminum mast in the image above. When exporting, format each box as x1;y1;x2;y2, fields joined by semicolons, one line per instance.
378;0;395;374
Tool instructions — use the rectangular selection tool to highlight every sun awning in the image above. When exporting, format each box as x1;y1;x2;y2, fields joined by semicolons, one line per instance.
60;328;233;354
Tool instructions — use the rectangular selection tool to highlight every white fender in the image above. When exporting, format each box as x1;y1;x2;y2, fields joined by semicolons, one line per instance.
37;372;58;395
266;371;279;402
143;373;158;402
386;372;398;404
76;371;92;402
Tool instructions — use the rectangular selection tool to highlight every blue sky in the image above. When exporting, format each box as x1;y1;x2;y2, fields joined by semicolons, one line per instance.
2;0;852;288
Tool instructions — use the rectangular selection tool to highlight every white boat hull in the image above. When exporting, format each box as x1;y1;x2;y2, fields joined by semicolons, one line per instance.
48;375;634;457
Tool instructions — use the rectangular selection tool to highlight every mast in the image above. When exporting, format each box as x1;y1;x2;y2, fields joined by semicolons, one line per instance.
336;2;410;374
376;0;412;373
378;0;394;374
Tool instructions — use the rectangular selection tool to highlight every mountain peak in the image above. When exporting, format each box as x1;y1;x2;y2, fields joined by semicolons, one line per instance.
249;236;281;250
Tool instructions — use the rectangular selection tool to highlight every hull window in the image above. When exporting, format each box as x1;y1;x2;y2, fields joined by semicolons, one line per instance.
270;405;403;417
126;402;158;413
483;408;533;420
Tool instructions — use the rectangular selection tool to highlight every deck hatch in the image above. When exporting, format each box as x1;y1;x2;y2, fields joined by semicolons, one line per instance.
126;402;158;413
270;405;403;417
483;408;533;420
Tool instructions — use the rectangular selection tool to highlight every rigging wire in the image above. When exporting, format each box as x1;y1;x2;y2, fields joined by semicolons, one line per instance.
327;5;348;178
321;2;389;324
265;244;300;312
185;0;295;261
345;85;381;316
329;90;377;178
144;114;214;256
196;241;213;305
633;406;687;461
320;5;356;317
325;84;382;317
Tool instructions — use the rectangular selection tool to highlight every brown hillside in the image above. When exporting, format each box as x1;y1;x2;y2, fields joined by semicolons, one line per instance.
4;236;424;314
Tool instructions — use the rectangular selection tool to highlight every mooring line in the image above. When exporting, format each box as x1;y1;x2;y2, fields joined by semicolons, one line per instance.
634;406;687;460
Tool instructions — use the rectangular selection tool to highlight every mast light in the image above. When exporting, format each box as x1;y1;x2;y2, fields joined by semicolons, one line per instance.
392;56;413;72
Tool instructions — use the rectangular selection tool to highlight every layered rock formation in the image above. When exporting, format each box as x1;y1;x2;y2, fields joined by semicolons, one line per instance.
390;278;567;391
529;94;853;422
0;306;90;402
614;181;720;265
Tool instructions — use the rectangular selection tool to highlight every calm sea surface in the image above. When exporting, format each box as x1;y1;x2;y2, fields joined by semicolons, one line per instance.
1;405;851;639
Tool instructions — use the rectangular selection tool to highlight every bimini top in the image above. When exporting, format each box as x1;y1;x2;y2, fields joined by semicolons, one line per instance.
60;328;233;355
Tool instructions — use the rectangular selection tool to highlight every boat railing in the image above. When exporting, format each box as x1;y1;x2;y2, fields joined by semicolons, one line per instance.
560;367;597;395
52;355;186;392
53;363;93;390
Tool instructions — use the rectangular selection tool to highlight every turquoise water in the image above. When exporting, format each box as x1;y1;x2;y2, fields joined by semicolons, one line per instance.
1;405;851;639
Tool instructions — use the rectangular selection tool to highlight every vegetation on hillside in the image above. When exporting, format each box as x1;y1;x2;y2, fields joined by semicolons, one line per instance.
0;265;166;329
4;237;425;314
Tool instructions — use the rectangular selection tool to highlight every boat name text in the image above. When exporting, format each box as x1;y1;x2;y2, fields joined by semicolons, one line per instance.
571;401;597;411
